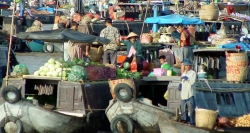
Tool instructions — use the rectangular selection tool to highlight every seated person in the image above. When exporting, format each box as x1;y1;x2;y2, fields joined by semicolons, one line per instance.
159;55;177;76
122;32;143;72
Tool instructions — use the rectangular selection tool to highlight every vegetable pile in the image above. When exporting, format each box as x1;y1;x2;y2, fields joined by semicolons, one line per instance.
33;58;85;81
233;114;250;127
117;60;149;79
85;63;116;80
10;64;29;78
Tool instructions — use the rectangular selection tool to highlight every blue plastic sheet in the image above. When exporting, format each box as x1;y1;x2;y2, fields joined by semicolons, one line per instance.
144;14;204;25
219;42;250;51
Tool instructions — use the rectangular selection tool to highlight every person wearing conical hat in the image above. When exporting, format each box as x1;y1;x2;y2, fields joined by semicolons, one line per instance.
122;32;143;72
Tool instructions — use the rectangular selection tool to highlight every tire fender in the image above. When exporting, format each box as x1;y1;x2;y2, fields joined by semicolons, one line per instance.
0;116;23;133
43;42;54;53
110;114;134;133
1;85;21;104
114;83;133;102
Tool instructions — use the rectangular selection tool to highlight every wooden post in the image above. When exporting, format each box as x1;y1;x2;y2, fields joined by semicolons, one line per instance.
5;0;16;86
140;0;151;36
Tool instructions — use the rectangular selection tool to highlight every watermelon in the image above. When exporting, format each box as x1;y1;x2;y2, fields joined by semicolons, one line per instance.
123;62;130;70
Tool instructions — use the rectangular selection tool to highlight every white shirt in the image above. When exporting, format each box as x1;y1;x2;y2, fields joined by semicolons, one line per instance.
181;69;196;100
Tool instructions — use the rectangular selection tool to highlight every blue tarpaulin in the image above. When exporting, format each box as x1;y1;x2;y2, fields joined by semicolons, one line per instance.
144;14;204;25
219;42;250;51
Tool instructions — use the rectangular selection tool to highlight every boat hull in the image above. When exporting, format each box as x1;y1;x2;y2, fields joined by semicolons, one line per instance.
0;100;87;133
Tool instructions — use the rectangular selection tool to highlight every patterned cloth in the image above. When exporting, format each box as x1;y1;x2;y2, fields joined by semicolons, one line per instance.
100;25;120;51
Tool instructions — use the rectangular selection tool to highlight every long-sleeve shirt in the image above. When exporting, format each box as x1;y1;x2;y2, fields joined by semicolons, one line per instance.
123;40;142;56
181;69;196;100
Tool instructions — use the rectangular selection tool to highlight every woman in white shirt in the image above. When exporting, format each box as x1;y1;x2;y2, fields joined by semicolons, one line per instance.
180;58;196;125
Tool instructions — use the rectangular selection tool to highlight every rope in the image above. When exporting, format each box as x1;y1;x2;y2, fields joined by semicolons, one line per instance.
124;21;130;33
140;0;151;36
83;83;92;113
89;23;94;33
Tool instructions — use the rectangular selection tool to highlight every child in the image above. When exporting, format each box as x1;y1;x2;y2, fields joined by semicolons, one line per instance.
159;55;177;76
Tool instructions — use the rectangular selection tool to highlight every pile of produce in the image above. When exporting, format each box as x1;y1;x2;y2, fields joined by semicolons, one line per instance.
68;65;87;82
85;62;116;81
140;26;176;44
10;64;29;78
33;58;85;81
117;60;149;79
233;114;250;127
218;114;250;128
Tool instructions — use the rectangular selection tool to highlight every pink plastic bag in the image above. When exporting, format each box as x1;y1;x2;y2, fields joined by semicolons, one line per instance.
153;68;166;76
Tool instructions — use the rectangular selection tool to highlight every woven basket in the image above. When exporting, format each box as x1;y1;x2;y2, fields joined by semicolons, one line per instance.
199;10;219;21
199;4;219;21
108;78;136;99
89;46;103;62
196;108;218;130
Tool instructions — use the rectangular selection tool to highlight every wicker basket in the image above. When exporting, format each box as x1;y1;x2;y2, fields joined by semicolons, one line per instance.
199;10;219;21
199;4;219;21
108;78;136;99
195;108;218;130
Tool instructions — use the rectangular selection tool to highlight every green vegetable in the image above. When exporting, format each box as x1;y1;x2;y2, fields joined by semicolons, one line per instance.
48;58;55;64
123;62;130;70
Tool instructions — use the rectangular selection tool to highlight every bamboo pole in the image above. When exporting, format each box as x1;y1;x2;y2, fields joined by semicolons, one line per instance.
55;0;59;18
140;0;151;36
5;1;16;86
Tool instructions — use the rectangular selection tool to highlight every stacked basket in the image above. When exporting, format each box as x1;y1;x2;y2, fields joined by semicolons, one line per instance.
199;3;219;21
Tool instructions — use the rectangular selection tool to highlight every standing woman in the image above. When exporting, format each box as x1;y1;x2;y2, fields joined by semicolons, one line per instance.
123;32;143;72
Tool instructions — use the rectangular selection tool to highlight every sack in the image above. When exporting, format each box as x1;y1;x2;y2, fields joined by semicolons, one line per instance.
178;83;182;91
140;33;153;44
163;90;169;100
130;61;137;72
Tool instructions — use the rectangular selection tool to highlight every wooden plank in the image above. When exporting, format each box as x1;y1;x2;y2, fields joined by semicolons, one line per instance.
143;76;181;82
23;75;61;80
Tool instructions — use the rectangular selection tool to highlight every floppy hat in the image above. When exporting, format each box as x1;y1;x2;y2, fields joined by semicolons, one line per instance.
183;59;192;66
126;32;138;39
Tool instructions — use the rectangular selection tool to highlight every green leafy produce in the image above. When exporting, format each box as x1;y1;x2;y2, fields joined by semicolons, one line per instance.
207;75;213;79
77;60;84;65
123;62;130;70
71;65;87;80
11;64;29;78
68;72;82;82
117;68;141;79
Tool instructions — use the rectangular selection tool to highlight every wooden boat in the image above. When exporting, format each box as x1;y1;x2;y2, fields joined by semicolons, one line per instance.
0;77;112;133
0;100;86;133
105;95;250;133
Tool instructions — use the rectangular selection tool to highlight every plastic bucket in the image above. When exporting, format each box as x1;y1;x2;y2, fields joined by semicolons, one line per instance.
226;52;248;82
153;68;166;76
